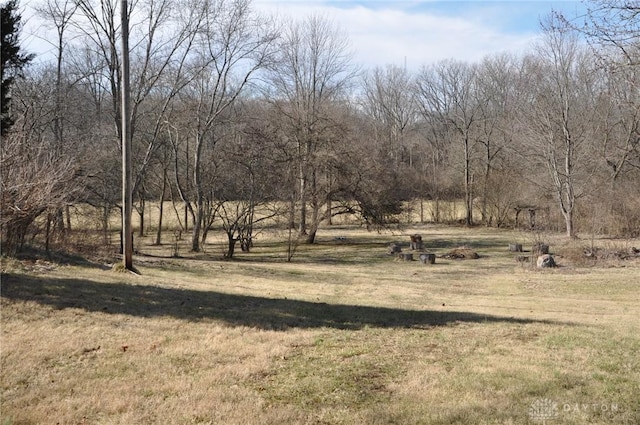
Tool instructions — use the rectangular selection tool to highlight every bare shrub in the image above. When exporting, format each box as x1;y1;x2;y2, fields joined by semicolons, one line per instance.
559;238;639;267
1;133;79;255
577;183;640;238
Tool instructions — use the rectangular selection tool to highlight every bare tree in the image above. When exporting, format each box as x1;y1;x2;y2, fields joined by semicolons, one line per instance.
577;0;640;66
167;0;277;252
600;64;640;180
215;120;284;258
587;58;640;235
361;65;417;170
413;108;452;223
70;0;208;253
34;0;78;236
35;0;77;153
520;15;598;237
415;60;480;226
473;53;520;226
267;14;356;243
564;1;640;192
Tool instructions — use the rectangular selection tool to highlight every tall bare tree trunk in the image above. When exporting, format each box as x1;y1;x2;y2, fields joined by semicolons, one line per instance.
305;170;319;244
155;173;166;245
138;197;145;237
190;132;204;252
464;136;473;226
298;162;307;236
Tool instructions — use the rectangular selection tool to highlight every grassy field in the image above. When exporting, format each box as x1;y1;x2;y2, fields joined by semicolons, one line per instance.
1;225;639;424
65;199;471;235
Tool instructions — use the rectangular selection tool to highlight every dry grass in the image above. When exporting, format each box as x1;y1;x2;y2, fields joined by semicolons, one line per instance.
2;225;639;424
65;200;469;237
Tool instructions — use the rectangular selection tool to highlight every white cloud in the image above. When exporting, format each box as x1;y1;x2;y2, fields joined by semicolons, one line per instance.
254;1;540;70
23;0;544;70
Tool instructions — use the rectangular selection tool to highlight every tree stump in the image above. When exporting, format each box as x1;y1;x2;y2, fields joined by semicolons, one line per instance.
388;243;402;255
533;243;550;255
509;243;523;252
410;234;424;250
397;253;414;261
419;253;436;264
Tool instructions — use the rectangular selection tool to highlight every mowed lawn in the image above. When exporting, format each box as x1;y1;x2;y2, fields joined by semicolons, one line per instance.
1;225;639;424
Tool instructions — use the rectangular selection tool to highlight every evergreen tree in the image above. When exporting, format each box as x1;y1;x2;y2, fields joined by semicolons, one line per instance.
1;0;33;136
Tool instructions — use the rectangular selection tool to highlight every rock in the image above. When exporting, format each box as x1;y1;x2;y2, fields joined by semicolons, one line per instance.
537;254;556;268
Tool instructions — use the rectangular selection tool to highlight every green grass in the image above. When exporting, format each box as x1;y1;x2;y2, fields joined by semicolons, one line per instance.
1;224;639;424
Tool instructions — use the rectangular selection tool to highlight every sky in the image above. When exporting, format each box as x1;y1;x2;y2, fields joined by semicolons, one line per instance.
252;0;588;70
21;0;588;71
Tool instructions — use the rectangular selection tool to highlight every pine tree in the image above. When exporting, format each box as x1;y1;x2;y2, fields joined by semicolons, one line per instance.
1;0;34;136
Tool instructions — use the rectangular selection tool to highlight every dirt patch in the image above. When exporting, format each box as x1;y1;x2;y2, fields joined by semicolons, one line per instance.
442;247;480;260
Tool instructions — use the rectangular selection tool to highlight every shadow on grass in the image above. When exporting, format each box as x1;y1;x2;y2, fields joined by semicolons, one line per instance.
1;273;562;330
11;245;114;270
422;237;511;251
138;240;395;266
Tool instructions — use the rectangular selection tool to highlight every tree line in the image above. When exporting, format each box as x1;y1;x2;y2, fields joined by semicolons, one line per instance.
2;0;639;258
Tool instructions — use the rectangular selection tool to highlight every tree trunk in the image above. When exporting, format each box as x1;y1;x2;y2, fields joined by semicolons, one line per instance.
155;175;166;245
65;205;71;232
482;156;490;226
102;204;110;245
45;212;53;254
55;208;65;236
192;134;204;252
464;137;473;226
155;201;164;245
562;208;574;238
287;199;296;262
299;171;307;236
305;227;318;244
305;170;319;244
138;198;145;237
192;196;203;252
226;232;236;258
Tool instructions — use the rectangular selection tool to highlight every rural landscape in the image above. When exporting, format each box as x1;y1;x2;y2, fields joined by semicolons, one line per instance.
2;0;640;423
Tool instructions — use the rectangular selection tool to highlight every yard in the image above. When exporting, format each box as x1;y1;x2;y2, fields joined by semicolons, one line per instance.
1;225;639;424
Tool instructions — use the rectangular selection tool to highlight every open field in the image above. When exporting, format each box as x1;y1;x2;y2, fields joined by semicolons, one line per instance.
2;225;639;424
65;199;471;235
